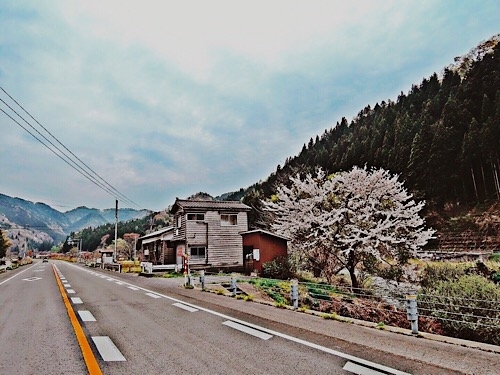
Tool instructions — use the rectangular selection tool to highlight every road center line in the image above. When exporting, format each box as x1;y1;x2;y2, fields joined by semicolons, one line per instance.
78;310;97;322
53;265;102;375
91;336;126;362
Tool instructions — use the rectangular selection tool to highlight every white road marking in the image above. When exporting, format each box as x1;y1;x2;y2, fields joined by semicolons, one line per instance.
106;278;114;281
22;277;42;281
71;297;83;304
78;310;96;322
116;281;124;285
127;286;139;291
91;336;126;362
68;263;408;375
67;289;76;294
223;320;273;340
0;263;39;285
64;284;71;288
343;361;387;375
145;292;161;299
173;302;198;312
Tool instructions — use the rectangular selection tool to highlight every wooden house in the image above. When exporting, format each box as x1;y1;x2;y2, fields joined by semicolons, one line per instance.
240;229;289;275
170;199;251;270
138;226;175;264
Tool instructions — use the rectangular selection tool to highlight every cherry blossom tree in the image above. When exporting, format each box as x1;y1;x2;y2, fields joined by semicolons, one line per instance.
263;166;434;289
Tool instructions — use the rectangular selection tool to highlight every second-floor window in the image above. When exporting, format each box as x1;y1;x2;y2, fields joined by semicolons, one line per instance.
190;246;206;260
221;214;237;226
187;213;205;221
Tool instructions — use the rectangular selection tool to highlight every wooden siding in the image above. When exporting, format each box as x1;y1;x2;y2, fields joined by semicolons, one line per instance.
171;205;249;267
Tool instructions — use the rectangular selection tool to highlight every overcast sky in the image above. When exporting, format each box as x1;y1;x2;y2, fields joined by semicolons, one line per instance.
1;1;499;212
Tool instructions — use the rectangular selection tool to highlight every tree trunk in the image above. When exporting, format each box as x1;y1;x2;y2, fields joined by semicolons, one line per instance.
347;250;359;291
471;166;479;201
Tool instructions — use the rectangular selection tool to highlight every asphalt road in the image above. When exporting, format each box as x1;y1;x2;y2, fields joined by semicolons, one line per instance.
1;261;498;374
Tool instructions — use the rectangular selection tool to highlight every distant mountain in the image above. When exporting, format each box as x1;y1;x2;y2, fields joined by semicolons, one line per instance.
0;193;149;246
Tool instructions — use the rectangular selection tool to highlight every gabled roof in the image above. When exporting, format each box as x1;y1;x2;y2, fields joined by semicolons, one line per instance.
170;198;251;214
239;229;291;241
139;226;174;244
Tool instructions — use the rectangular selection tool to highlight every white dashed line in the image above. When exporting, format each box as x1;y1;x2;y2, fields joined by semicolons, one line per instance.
145;292;161;299
127;286;139;291
71;297;83;304
92;336;126;361
78;310;96;322
222;321;273;340
67;289;76;294
173;303;198;312
343;361;387;375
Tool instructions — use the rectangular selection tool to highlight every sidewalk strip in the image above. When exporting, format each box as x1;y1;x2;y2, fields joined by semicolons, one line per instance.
91;336;126;362
78;310;97;322
53;265;102;375
223;321;273;340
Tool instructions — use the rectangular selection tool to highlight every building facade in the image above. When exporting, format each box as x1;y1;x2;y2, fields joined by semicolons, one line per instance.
170;199;251;270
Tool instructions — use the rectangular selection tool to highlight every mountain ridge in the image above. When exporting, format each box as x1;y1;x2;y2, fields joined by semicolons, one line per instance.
0;193;149;248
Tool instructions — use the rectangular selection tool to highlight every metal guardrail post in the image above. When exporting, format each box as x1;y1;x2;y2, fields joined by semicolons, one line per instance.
406;294;419;334
199;270;205;290
290;279;299;309
230;273;237;296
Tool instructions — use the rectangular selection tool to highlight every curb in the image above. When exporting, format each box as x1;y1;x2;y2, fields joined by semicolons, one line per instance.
197;284;500;355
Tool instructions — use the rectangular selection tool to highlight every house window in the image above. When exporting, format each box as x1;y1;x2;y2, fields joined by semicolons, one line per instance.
176;215;182;228
221;214;237;226
190;246;206;260
187;213;205;221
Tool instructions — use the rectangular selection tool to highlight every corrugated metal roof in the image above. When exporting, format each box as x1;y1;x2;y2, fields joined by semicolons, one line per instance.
171;199;251;213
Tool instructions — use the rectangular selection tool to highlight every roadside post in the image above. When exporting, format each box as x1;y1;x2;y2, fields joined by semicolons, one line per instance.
406;294;419;334
290;279;299;309
200;270;205;290
230;273;237;296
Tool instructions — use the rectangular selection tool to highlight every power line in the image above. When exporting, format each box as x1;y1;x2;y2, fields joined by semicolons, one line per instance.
0;87;141;208
0;87;143;209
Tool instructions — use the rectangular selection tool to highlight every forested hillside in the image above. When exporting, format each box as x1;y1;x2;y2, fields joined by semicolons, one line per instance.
244;36;500;212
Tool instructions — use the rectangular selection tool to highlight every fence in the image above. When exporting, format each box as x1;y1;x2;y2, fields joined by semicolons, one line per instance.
192;272;500;346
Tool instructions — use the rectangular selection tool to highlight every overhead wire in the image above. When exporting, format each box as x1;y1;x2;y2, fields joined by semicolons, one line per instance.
0;87;141;209
0;87;143;209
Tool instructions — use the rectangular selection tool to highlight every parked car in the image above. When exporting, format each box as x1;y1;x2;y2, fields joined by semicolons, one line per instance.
42;257;48;263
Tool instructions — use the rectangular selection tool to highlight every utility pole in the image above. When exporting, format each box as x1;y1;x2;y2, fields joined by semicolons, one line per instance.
114;199;118;262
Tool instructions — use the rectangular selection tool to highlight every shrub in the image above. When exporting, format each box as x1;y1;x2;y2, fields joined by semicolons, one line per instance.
262;255;296;280
419;262;471;288
419;275;500;345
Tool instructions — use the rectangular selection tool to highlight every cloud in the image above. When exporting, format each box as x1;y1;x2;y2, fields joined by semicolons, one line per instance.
1;0;499;210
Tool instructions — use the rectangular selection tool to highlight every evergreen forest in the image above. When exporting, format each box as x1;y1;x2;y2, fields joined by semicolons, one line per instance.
243;39;500;212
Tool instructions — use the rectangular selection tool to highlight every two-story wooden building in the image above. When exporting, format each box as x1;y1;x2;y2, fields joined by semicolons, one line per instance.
170;198;251;270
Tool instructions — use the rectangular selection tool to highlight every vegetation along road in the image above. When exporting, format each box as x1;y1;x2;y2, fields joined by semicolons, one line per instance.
1;260;498;374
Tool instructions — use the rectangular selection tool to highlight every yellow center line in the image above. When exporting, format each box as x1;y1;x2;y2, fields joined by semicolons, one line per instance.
53;264;103;375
